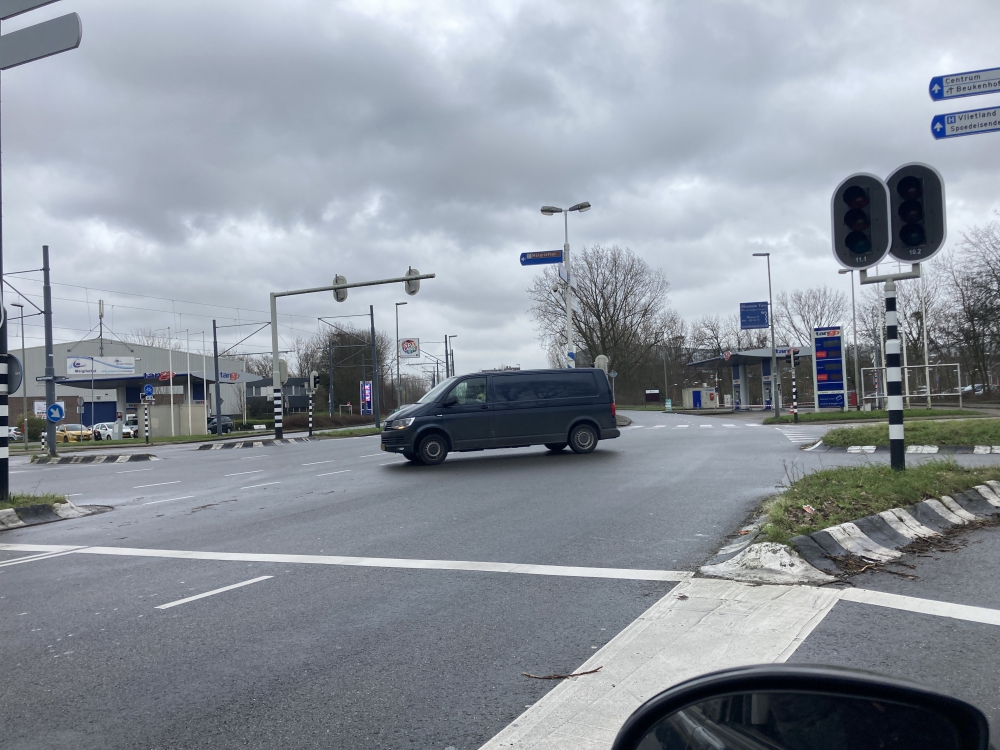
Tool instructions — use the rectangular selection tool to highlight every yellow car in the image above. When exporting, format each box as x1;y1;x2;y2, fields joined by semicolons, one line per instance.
56;423;93;443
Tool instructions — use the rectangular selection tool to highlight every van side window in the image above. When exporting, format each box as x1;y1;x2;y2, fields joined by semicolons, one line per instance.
447;377;488;405
495;373;598;402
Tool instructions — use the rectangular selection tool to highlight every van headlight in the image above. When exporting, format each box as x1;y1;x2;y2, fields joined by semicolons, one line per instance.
389;417;415;429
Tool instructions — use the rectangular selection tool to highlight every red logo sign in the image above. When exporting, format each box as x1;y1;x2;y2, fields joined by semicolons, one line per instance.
158;371;175;381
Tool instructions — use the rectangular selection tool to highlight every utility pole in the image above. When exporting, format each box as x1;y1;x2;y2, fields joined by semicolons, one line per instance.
443;332;449;377
328;340;333;417
13;303;26;449
167;327;174;437
212;320;223;437
98;299;104;356
43;246;56;456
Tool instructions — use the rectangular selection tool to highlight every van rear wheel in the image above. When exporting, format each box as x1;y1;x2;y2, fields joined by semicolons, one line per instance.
569;424;598;454
417;434;448;465
544;442;567;452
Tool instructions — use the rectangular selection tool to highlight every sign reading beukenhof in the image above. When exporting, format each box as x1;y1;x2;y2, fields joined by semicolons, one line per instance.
932;105;1000;139
929;66;1000;101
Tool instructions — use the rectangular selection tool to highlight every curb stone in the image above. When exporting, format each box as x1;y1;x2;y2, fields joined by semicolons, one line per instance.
197;437;314;450
0;499;103;531
810;444;1000;454
699;480;1000;584
32;453;158;465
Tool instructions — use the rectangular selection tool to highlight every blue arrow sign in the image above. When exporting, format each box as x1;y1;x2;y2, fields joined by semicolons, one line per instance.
932;105;1000;139
46;402;65;423
143;383;154;397
929;66;1000;101
520;250;563;266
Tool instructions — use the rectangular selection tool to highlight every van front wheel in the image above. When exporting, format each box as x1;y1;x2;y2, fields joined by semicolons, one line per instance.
417;434;448;465
568;424;598;454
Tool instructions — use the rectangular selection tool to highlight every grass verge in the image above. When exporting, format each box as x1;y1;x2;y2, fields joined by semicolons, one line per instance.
764;408;980;425
822;418;1000;447
313;426;382;439
0;492;66;512
763;460;1000;544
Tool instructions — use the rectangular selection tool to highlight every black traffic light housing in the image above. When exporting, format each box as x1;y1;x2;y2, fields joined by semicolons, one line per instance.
784;349;801;367
831;173;891;270
886;163;946;263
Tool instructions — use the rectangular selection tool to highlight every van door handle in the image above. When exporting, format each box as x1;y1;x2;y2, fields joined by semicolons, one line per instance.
480;405;488;410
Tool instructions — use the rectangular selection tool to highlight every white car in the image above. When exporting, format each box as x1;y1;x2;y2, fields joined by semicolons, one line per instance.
92;422;137;440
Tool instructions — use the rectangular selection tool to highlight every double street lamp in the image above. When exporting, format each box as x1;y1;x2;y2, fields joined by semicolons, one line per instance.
395;302;407;407
838;269;862;410
541;201;591;368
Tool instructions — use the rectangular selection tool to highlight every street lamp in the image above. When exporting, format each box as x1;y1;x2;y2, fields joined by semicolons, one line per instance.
838;269;862;411
752;253;780;417
447;335;458;377
12;303;27;449
541;201;591;369
395;302;407;408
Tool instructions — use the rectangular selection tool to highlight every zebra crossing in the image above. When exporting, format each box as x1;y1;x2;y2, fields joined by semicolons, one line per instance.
621;420;821;446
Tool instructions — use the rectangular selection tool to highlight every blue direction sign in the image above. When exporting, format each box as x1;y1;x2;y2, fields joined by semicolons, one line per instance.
143;383;154;398
520;250;563;266
739;302;769;330
46;402;65;423
932;105;1000;139
929;66;1000;101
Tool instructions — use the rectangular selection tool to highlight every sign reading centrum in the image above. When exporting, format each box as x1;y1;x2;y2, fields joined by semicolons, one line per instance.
929;66;1000;101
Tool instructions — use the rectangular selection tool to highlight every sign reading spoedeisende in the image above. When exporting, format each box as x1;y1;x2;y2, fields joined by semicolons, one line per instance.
67;356;135;375
739;302;769;330
932;105;1000;139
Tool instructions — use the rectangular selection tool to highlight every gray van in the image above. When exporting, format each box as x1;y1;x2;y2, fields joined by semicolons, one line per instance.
380;368;619;465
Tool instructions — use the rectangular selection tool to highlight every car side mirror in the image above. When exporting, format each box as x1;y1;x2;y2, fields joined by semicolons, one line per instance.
442;395;459;407
611;665;989;750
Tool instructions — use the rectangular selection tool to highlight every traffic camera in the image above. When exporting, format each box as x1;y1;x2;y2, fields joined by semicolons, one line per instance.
886;163;946;263
830;173;891;270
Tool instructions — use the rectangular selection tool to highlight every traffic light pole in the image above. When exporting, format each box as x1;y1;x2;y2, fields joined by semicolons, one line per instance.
860;264;921;471
563;211;574;369
268;272;434;439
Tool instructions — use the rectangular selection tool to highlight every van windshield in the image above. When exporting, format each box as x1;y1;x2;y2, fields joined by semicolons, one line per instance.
416;376;458;404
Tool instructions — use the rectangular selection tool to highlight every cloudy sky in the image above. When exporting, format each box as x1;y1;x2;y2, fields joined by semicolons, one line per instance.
3;0;1000;374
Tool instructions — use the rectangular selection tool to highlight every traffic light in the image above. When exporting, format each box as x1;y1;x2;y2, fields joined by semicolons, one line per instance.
333;274;347;303
404;267;420;296
830;173;891;270
309;371;319;392
784;348;801;367
886;163;946;263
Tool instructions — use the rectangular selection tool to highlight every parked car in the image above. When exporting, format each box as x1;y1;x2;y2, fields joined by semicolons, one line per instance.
92;422;137;440
208;416;234;435
7;426;22;441
56;423;93;443
380;368;620;465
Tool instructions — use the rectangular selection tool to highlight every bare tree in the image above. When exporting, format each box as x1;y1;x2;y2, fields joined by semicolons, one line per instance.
528;245;676;399
121;327;181;349
775;286;849;345
240;354;273;378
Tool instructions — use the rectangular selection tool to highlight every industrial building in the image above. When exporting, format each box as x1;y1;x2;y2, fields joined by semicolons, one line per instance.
10;338;250;436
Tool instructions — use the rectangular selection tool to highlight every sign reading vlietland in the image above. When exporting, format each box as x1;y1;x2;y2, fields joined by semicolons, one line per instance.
929;66;1000;101
67;356;136;376
932;105;1000;139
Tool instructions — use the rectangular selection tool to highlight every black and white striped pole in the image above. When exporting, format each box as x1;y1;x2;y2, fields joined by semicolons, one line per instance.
791;353;798;424
308;392;313;437
884;279;904;470
0;312;8;502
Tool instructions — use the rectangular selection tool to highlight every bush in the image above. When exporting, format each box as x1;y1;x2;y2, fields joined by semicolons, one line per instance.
23;415;46;441
284;413;373;430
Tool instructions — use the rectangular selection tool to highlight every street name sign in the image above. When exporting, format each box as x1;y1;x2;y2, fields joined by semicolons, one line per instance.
929;66;1000;101
932;105;1000;139
520;250;563;266
0;11;80;71
739;301;769;330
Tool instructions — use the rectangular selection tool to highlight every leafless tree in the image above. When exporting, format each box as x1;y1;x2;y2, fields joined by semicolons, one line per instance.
240;354;273;378
775;286;849;346
121;327;182;349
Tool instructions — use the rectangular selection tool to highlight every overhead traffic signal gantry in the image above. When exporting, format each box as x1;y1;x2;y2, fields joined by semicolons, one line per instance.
886;163;946;263
830;173;891;270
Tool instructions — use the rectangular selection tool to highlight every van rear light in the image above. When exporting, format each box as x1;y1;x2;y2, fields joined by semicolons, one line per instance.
611;402;616;417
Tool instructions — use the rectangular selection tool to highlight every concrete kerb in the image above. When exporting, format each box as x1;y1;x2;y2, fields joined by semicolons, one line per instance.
196;437;314;450
31;454;159;465
699;480;1000;585
808;443;1000;454
0;498;107;531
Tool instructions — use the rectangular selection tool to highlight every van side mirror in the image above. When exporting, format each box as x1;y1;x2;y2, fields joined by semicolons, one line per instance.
443;395;459;407
611;665;989;750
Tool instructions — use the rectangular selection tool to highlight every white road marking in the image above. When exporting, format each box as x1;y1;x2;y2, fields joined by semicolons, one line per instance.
723;424;737;428
155;576;273;610
481;581;1000;749
134;481;181;489
700;424;712;428
142;496;195;506
6;543;692;581
317;470;350;477
117;468;153;474
358;453;383;458
648;425;665;430
0;549;85;567
224;470;264;477
379;461;406;465
241;455;269;460
673;425;689;429
240;481;280;489
302;459;335;466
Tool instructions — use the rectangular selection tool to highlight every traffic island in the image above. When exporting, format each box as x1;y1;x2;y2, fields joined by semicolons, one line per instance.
31;453;159;464
0;494;107;531
700;463;1000;584
820;418;1000;448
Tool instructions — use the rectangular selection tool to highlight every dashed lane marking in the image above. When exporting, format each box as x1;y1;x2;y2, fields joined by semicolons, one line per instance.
155;576;273;610
142;496;195;506
239;481;280;489
224;470;264;477
134;481;181;489
317;470;351;477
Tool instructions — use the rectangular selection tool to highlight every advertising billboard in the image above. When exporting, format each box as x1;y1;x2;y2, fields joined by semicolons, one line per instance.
360;380;373;415
398;338;420;359
813;327;846;410
67;356;136;376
